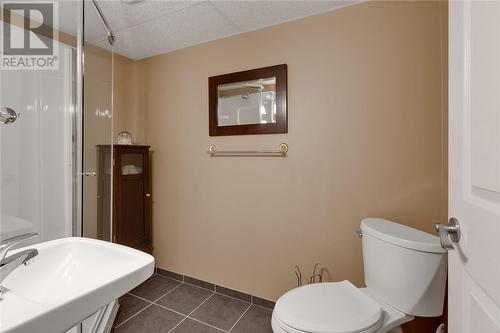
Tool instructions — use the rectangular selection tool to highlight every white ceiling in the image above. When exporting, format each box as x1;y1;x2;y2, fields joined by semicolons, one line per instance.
56;0;362;60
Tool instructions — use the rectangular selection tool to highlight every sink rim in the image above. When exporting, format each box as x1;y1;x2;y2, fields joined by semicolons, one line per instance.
3;236;152;303
0;237;154;333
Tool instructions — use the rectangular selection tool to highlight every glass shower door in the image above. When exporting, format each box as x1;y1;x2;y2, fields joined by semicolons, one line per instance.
82;0;114;242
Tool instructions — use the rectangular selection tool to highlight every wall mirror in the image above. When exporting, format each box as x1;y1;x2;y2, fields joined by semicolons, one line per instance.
209;64;287;136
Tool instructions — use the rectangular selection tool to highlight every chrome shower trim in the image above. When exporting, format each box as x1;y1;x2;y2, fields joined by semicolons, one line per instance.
0;107;19;125
75;0;84;238
92;0;116;46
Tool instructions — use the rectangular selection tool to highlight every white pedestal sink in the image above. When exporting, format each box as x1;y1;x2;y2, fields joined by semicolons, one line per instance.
0;237;154;333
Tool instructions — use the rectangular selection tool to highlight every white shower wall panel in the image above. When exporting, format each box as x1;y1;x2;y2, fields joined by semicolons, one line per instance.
0;42;74;243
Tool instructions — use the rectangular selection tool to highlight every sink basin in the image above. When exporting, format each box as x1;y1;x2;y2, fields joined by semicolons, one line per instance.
0;237;154;333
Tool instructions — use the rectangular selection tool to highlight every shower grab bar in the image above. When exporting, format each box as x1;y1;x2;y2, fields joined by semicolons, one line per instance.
207;143;289;157
92;0;116;45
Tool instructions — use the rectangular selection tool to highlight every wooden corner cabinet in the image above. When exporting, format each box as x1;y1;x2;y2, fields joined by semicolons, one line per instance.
97;145;152;253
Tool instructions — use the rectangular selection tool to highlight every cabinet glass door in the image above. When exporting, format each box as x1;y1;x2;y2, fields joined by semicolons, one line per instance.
121;154;144;175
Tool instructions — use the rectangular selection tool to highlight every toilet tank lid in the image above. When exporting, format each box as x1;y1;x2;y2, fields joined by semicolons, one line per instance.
361;218;446;254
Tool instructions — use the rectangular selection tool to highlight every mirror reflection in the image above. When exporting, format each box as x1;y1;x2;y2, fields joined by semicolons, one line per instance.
217;77;276;126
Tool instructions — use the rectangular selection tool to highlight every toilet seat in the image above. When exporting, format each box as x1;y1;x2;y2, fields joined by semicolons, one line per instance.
273;281;384;333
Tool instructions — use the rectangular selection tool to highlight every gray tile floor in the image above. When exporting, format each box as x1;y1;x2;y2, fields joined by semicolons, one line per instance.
113;274;273;333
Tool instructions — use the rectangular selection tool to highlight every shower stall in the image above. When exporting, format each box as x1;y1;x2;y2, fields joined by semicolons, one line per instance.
0;43;75;243
1;0;115;241
1;1;117;331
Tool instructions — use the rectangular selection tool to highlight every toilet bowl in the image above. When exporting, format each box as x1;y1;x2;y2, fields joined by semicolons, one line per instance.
272;218;447;333
271;282;412;333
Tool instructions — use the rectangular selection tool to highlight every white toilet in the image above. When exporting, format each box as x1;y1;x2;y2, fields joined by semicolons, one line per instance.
272;218;447;333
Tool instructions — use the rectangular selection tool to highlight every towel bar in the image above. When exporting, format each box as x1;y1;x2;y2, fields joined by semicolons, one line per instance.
207;143;288;157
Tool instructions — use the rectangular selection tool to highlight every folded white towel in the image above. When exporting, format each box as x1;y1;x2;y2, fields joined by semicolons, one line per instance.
122;164;143;175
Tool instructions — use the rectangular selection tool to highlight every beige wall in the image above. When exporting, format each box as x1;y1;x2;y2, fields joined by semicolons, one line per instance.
115;0;448;302
114;54;147;144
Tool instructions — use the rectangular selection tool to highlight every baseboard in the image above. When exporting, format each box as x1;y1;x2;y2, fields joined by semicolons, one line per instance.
155;267;275;310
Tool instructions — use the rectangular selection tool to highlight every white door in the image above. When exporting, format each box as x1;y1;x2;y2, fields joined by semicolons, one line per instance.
448;1;500;332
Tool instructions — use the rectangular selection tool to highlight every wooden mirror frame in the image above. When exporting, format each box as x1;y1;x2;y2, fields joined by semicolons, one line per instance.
208;64;288;136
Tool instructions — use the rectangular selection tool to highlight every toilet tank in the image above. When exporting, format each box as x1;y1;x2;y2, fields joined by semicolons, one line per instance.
360;218;447;317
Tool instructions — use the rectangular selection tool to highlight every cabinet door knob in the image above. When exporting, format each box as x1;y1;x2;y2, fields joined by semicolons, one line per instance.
146;193;151;197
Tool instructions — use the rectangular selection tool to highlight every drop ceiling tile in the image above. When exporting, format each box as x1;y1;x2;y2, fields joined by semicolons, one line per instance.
54;1;205;45
108;25;158;59
85;0;111;42
210;0;362;32
112;1;239;59
51;0;363;60
98;0;203;32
